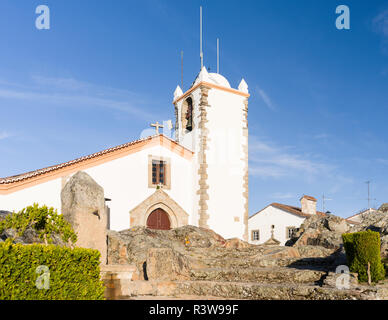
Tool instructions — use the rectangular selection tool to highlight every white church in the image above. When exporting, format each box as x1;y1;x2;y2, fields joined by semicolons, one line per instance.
0;67;250;241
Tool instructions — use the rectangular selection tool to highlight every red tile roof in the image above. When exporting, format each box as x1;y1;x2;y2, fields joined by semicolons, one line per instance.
249;202;326;220
0;134;191;186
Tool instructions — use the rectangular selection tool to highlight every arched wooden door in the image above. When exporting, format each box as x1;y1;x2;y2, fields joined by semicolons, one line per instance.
146;208;171;230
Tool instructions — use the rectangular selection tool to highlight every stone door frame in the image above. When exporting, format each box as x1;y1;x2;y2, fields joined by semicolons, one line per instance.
129;189;189;229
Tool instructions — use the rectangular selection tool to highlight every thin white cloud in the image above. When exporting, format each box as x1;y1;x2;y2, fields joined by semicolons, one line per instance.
0;132;11;140
0;76;155;120
328;175;354;194
269;192;295;200
377;158;388;165
249;135;335;179
250;166;286;178
249;135;355;195
255;86;275;110
373;10;388;36
372;9;388;54
313;133;330;139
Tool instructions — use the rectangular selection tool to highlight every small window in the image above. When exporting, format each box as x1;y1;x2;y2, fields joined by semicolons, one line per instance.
152;160;166;185
148;155;171;189
286;227;297;239
251;230;260;241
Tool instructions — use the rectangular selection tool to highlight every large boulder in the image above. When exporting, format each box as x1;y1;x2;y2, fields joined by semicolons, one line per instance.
352;210;388;233
107;225;343;281
289;214;351;250
146;247;191;281
379;203;388;213
290;209;388;258
223;238;252;249
107;225;229;279
61;171;108;264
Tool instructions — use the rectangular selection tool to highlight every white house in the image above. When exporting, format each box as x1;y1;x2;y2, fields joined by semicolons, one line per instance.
0;67;250;241
248;195;326;245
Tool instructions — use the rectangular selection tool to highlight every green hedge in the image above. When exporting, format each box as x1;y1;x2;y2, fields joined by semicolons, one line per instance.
0;241;105;300
342;230;386;283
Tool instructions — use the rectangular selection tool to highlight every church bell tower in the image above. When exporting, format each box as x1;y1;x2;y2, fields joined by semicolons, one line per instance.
173;67;250;240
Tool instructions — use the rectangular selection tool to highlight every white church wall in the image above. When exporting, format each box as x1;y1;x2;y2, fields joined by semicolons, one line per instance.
0;143;193;232
0;178;62;214
82;145;193;231
205;88;247;239
248;206;306;245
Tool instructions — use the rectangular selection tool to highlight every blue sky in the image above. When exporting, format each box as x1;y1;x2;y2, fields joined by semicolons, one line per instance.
0;0;387;218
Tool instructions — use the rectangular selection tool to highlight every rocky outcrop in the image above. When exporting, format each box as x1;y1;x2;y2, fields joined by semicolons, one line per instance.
287;209;388;259
108;226;227;279
146;248;191;281
379;203;388;213
322;272;359;289
107;225;343;281
351;210;388;233
288;214;351;250
103;225;388;300
61;171;108;264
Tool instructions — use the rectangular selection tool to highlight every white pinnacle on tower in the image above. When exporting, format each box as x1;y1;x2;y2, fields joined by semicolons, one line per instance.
238;78;249;94
174;85;183;100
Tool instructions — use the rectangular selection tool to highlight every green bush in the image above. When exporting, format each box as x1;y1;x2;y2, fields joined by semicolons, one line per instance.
0;242;105;300
342;230;386;283
0;203;77;245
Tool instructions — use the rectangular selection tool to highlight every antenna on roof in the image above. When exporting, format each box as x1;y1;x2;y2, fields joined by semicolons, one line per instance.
217;38;219;73
322;193;332;213
200;6;203;69
365;181;376;210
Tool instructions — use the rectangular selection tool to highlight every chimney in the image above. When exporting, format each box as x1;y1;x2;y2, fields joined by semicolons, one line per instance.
300;195;317;215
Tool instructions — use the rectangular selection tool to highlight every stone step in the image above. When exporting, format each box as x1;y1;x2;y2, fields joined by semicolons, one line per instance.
194;256;337;269
105;279;388;300
100;264;137;279
101;264;137;299
190;267;326;284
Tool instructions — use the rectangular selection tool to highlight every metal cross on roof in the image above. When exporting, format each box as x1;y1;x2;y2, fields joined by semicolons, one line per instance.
151;121;164;135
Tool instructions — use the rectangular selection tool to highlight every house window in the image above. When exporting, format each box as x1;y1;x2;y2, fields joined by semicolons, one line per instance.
251;230;260;241
148;155;171;189
286;227;297;239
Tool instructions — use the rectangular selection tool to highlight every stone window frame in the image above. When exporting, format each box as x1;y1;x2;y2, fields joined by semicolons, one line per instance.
148;155;171;190
251;229;260;241
129;189;189;228
286;226;297;239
